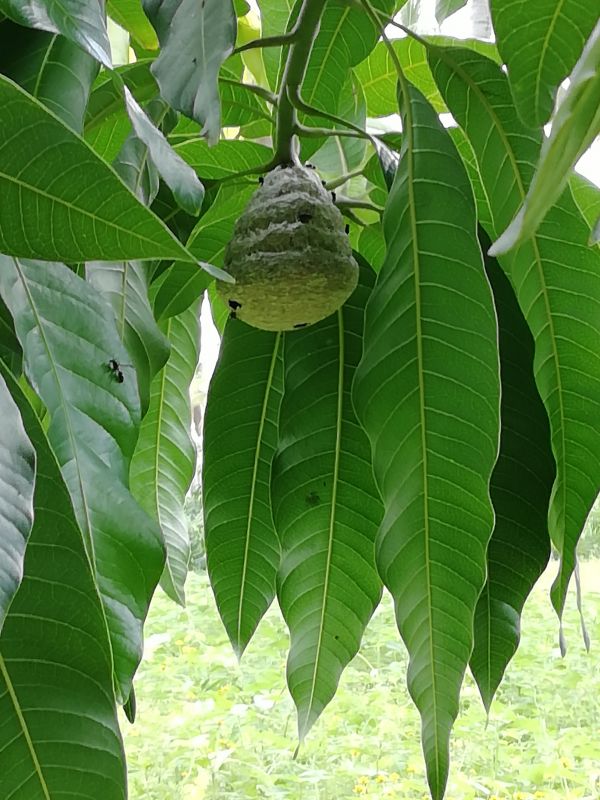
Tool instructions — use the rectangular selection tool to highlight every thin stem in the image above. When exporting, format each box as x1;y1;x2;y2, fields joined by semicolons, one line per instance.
291;90;377;145
336;198;383;213
325;168;365;189
296;124;369;141
274;0;325;165
219;76;278;106
232;32;299;56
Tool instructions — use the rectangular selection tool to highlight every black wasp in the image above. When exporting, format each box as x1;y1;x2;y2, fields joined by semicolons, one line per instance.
107;358;132;384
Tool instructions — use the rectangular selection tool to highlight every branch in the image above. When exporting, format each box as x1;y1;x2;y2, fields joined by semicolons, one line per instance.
296;124;369;141
325;169;365;189
336;198;383;214
273;0;325;165
219;76;278;106
232;32;298;56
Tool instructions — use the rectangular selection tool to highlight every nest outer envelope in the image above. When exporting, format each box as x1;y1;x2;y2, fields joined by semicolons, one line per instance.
217;165;359;331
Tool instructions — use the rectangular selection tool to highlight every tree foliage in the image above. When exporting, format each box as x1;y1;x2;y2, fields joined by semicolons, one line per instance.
0;0;598;798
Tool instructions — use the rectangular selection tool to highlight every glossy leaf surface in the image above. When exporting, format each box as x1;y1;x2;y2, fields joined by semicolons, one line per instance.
175;139;273;180
353;85;500;800
0;373;35;630
0;74;199;265
273;261;383;741
205;322;283;654
131;303;200;606
430;48;600;617
107;0;158;50
0;258;165;701
0;368;126;800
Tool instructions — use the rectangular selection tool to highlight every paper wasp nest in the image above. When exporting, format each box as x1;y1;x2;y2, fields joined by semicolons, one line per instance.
217;165;358;332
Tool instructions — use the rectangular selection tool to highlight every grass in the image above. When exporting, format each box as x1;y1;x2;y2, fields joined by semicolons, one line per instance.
124;561;600;800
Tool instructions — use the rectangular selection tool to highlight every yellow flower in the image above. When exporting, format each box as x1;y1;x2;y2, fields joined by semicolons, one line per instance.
560;757;572;768
353;785;367;795
513;792;528;800
350;749;360;759
534;793;545;798
375;773;386;783
358;775;370;784
389;773;400;782
406;765;416;774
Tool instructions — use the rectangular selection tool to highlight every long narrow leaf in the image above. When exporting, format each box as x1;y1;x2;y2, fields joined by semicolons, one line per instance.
0;367;126;800
0;258;165;700
429;47;600;620
204;321;283;654
273;260;384;741
471;244;555;710
131;303;200;606
353;85;500;800
0;373;35;630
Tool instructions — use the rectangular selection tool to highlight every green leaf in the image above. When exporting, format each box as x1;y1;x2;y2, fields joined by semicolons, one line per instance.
0;367;126;800
143;0;237;145
272;260;383;741
490;0;598;128
0;20;99;133
0;258;165;700
429;48;600;618
107;0;158;50
123;86;206;215
470;243;555;711
256;0;295;90
85;60;157;161
352;85;500;800
0;0;112;67
490;21;600;254
0;74;207;267
204;322;283;653
435;0;467;23
569;173;600;236
207;283;229;335
0;373;35;630
154;182;256;320
174;139;273;180
131;304;200;606
357;223;386;271
0;296;21;371
86;262;170;416
354;37;499;118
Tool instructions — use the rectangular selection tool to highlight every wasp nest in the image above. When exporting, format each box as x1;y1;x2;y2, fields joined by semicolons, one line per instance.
217;164;358;331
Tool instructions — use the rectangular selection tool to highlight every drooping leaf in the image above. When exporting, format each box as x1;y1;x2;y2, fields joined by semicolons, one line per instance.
154;182;256;320
353;85;500;800
490;21;600;255
0;0;112;67
0;295;21;372
429;48;600;618
0;373;35;630
0;74;211;267
470;243;555;711
0;20;99;133
131;303;200;606
272;260;383;740
84;60;157;161
107;0;158;50
174;139;273;180
143;0;237;145
207;282;229;335
122;87;205;215
0;257;165;701
0;367;126;800
204;322;283;653
490;0;597;128
435;0;467;23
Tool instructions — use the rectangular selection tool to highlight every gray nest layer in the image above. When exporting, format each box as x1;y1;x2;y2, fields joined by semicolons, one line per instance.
217;164;358;331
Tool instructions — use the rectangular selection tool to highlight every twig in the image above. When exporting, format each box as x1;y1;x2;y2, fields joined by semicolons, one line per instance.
232;32;299;56
219;76;278;106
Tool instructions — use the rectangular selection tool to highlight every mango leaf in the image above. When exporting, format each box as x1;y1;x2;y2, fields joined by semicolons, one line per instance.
131;303;200;606
204;322;283;653
354;37;499;118
154;182;256;320
123;87;205;215
470;244;555;711
358;224;386;271
107;0;158;50
143;0;237;145
429;48;600;619
0;0;112;67
353;85;500;800
85;60;157;161
0;20;99;133
490;21;600;255
174;139;273;180
0;74;211;268
435;0;467;23
0;257;165;701
490;0;597;128
0;367;126;800
257;0;295;90
207;283;229;335
0;373;35;630
0;296;21;371
272;260;383;741
569;173;600;236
